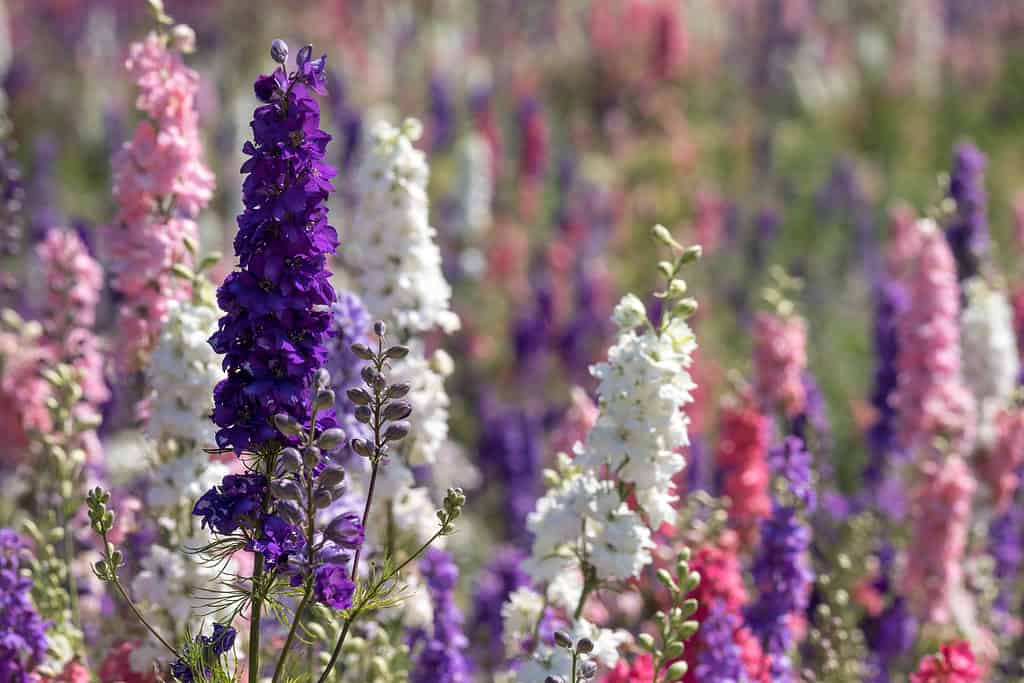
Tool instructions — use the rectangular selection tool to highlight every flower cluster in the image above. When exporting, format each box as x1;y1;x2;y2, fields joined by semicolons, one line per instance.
209;45;338;454
895;220;975;454
107;29;214;369
752;310;808;418
344;118;460;336
945;142;988;280
409;549;472;683
903;455;976;623
960;276;1019;445
746;437;815;683
715;391;772;540
0;529;48;682
910;640;981;683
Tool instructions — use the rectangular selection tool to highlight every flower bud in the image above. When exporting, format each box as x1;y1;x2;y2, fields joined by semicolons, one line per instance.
576;637;594;654
383;422;410;442
579;660;598;679
651;223;678;248
351;343;374;360
679;620;699;640
313;489;333;509
383;400;412;421
387;383;411;399
350;438;373;458
276;501;303;526
317;428;345;450
314;389;335;411
302;446;321;469
270;38;289;64
271;478;303;501
360;365;380;386
665;661;688;679
274;413;302;436
664;641;684;659
278;448;302;474
680;244;703;263
553;631;573;649
296;44;313;66
347;387;372;405
354;405;372;424
171;24;196;53
385;345;409;359
373;320;387;337
637;633;655;651
318;466;346;489
314;367;331;390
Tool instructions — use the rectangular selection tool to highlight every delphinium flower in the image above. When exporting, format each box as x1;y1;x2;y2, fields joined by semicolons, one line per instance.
960;277;1020;447
694;601;751;682
427;75;455;153
208;43;338;455
860;543;917;682
36;227;109;421
107;22;215;370
507;231;701;680
910;640;981;683
895;219;976;456
902;454;975;624
979;407;1024;511
0;528;49;681
862;276;908;503
751;283;808;419
746;436;815;683
516;93;547;218
945;142;988;281
988;495;1023;620
343;117;460;336
471;546;530;668
454;132;494;239
324;292;373;468
409;548;472;683
715;389;772;542
168;623;237;683
477;400;543;542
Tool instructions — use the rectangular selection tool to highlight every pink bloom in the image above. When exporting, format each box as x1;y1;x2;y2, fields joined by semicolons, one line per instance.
895;222;975;454
885;201;921;277
752;312;808;417
903;455;976;623
910;640;981;683
716;393;772;538
0;328;55;466
601;653;654;683
99;642;157;683
107;33;214;371
549;386;599;457
691;188;725;255
38;661;90;683
978;407;1024;511
36;229;103;333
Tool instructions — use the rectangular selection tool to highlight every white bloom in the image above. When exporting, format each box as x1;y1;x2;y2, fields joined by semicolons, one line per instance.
611;293;648;330
588;509;654;580
455;132;493;237
146;300;223;448
514;620;628;682
502;586;545;654
345;118;460;335
545;565;584;612
146;452;230;511
390;345;452;466
961;277;1020;446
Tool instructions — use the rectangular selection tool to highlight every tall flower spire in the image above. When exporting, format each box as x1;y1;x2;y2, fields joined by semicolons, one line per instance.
107;25;214;370
209;43;338;454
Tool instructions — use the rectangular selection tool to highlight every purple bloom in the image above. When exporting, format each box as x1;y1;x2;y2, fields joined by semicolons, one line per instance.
249;514;305;573
862;278;909;511
314;564;356;610
696;601;750;682
990;497;1024;616
170;623;238;682
410;549;472;683
428;75;455;153
746;437;815;683
209;45;339;455
193;473;267;535
0;529;48;682
323;511;365;549
477;401;542;542
946;142;988;280
861;546;916;683
471;546;529;666
325;293;373;466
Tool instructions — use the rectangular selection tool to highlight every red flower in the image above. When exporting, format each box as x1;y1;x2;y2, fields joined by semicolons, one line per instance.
910;640;981;683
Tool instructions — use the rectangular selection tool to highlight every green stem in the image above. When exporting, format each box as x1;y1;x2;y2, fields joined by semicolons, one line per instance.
248;451;275;683
270;590;312;683
571;651;579;683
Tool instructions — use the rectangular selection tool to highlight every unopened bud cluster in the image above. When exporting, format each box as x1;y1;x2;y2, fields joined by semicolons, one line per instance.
637;548;701;682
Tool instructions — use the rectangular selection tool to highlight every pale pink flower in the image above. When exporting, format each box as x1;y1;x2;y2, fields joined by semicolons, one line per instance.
885;202;921;277
549;386;599;456
0;329;54;466
107;32;214;370
904;454;976;624
752;311;808;417
978;408;1024;511
895;221;976;454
